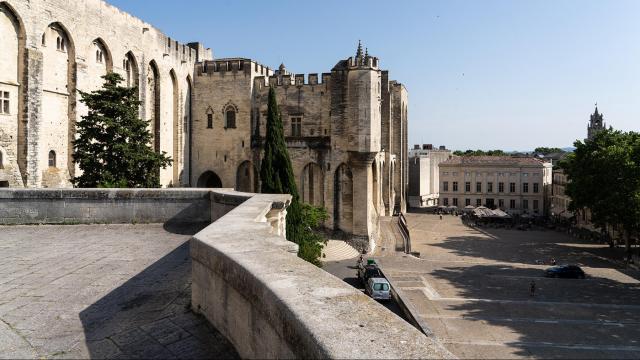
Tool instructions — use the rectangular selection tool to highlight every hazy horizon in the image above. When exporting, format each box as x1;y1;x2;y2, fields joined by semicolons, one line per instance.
108;0;640;151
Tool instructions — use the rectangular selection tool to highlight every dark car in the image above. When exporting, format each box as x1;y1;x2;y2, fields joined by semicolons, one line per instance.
358;264;383;284
544;265;586;279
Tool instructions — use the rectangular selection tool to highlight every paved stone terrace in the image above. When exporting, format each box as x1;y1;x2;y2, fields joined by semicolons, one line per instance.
0;224;238;359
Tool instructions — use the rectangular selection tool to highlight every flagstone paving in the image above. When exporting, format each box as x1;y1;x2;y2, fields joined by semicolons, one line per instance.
0;224;238;359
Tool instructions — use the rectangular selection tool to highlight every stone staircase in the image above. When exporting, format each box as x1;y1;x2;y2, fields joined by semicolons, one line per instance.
321;240;360;262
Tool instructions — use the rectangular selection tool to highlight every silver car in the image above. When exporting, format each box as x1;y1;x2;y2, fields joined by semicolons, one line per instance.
366;277;391;301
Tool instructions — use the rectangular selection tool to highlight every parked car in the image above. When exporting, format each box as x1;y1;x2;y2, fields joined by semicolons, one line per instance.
544;265;586;279
357;262;384;285
365;277;391;301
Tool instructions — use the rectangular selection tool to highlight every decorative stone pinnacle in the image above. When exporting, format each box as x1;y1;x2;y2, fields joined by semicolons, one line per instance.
356;40;363;59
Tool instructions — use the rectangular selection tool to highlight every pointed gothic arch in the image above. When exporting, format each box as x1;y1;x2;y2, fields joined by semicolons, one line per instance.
147;60;161;154
123;51;140;91
169;69;180;185
91;37;113;72
42;22;76;182
185;75;193;186
0;2;26;184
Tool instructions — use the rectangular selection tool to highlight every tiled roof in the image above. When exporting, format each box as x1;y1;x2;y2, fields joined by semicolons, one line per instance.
440;156;545;166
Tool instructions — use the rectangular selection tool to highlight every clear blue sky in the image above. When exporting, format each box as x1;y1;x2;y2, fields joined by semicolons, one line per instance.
109;0;640;151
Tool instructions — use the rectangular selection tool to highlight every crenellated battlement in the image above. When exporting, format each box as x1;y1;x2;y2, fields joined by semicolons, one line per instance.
195;58;274;77
252;72;333;88
347;56;380;70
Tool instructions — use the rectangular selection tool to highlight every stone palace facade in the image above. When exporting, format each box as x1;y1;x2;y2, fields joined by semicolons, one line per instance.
0;0;408;244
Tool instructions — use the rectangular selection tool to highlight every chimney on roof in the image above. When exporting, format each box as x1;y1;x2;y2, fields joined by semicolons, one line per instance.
413;144;420;150
439;145;446;150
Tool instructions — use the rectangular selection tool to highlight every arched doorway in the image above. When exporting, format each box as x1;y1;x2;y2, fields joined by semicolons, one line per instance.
334;163;353;233
197;171;222;188
236;161;257;192
301;162;324;207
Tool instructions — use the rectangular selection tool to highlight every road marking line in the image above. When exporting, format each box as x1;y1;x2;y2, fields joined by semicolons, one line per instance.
430;297;640;310
420;315;638;327
441;339;640;352
420;275;441;299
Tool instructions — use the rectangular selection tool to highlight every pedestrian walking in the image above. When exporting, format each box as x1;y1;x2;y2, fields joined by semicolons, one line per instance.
439;214;443;220
529;280;536;297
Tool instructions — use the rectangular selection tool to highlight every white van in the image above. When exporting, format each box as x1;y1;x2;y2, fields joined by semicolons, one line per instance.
365;277;391;301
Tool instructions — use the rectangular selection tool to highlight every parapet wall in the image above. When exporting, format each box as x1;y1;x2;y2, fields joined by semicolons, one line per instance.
0;188;214;225
0;188;452;359
191;193;453;359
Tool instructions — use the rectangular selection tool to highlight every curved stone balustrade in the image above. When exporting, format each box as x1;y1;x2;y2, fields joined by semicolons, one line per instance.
0;188;453;359
192;190;453;359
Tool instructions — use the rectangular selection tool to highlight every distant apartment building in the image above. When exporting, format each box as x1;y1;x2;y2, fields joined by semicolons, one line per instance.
408;144;453;207
439;156;552;215
551;169;572;219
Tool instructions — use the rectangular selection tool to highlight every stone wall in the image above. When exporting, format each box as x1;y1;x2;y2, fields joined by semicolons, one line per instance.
191;53;407;249
190;192;454;359
0;0;211;188
0;188;213;225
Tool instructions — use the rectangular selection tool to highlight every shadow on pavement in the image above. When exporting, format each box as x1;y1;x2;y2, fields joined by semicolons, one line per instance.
162;222;210;236
79;242;238;359
431;227;639;278
429;263;640;358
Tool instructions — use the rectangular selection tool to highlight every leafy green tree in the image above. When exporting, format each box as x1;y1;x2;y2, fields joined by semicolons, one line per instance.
260;86;327;265
562;129;640;259
534;147;563;154
453;149;506;156
72;72;172;188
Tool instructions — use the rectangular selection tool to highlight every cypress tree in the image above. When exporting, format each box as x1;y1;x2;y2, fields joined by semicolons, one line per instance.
260;87;326;265
72;72;172;188
260;86;304;242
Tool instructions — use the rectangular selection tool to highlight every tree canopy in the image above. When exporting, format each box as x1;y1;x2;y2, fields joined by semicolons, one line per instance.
534;147;564;155
453;149;506;156
561;129;640;258
72;72;172;188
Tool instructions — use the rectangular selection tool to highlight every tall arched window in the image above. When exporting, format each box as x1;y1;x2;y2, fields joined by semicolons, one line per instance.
225;106;236;129
41;33;46;46
206;108;214;129
56;36;61;50
48;150;56;168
